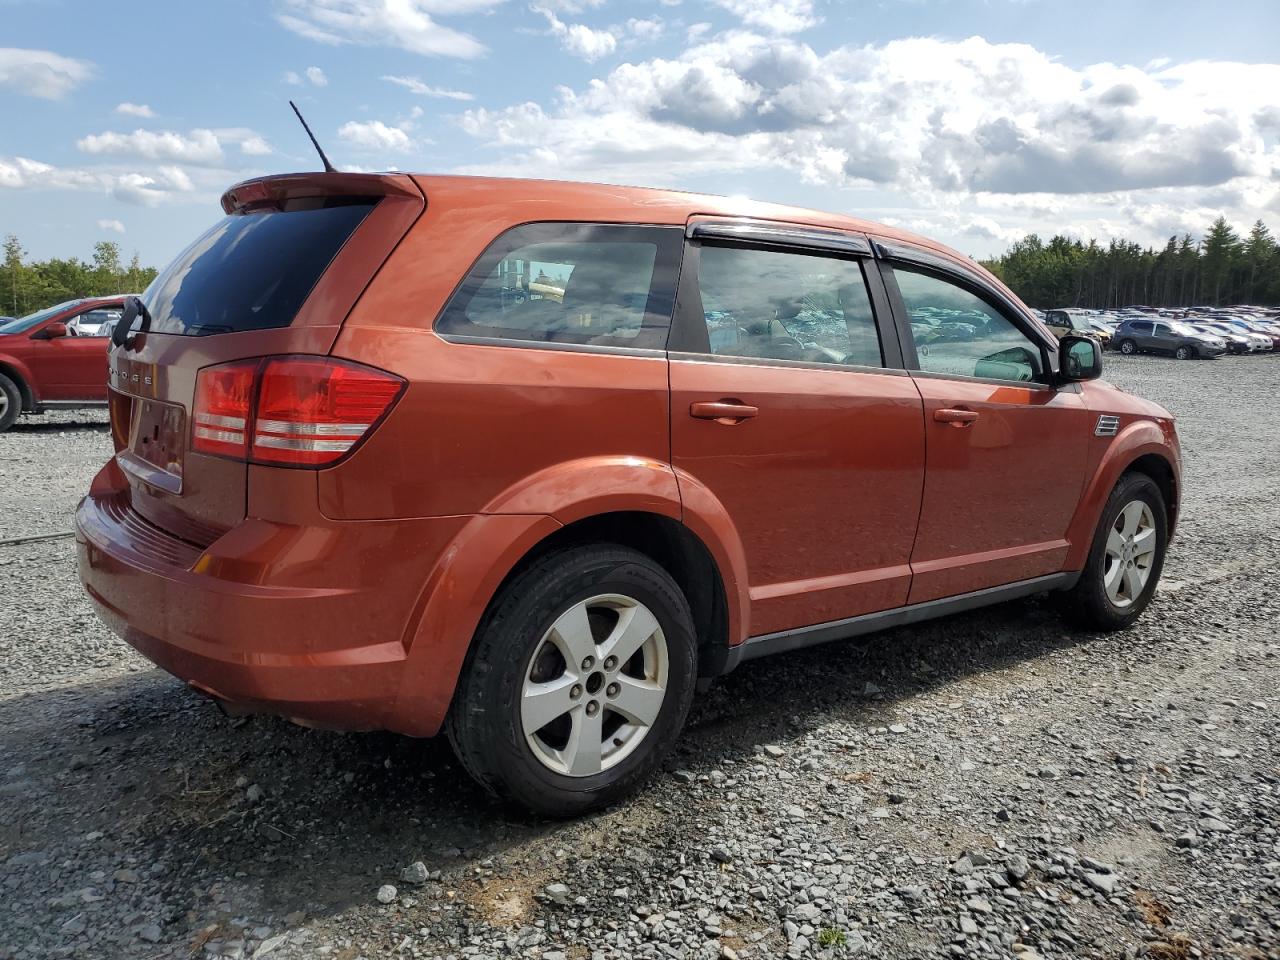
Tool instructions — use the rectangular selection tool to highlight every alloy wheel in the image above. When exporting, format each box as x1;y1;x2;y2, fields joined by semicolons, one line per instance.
1103;500;1157;609
0;391;8;419
521;593;668;777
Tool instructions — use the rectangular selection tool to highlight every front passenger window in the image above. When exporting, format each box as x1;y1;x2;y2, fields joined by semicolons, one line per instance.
893;267;1044;383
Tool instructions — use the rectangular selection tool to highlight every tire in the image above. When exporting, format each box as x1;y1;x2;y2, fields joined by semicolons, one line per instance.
1061;472;1168;631
0;373;21;432
447;543;697;816
1118;339;1137;355
1174;345;1195;360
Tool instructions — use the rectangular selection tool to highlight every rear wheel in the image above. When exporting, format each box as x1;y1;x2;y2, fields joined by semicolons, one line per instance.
1174;345;1195;360
1061;472;1167;631
1118;339;1137;355
0;373;21;432
447;544;697;816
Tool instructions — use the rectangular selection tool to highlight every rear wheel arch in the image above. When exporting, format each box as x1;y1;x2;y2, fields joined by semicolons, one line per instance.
482;511;731;681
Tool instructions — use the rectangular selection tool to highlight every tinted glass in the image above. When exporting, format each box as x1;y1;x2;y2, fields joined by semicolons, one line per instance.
437;223;682;350
142;200;375;337
0;300;81;335
894;267;1044;383
694;246;882;367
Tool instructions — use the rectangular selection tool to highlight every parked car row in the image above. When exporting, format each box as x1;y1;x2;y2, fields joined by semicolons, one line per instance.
1036;305;1280;359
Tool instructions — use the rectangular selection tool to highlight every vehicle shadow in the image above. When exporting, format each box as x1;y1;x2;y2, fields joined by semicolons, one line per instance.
10;417;109;434
0;593;1108;955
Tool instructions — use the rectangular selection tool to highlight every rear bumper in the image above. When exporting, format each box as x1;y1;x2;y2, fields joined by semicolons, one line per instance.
76;489;469;735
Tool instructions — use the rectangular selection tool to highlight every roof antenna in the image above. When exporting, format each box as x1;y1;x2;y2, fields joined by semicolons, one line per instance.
289;100;337;173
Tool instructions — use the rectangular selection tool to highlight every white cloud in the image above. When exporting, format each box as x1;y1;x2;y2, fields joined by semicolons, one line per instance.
285;65;330;86
383;75;474;100
76;127;273;165
0;156;200;207
453;32;1280;252
458;34;1280;196
338;119;412;151
96;219;126;234
77;128;225;165
213;128;275;156
533;6;664;63
710;0;818;35
627;17;664;43
0;47;93;100
115;102;155;118
535;6;617;62
276;0;502;60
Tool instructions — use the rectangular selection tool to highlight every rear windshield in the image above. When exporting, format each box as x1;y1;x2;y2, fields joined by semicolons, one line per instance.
142;198;375;336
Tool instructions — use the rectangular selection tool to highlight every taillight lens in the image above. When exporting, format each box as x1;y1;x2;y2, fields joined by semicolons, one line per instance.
192;361;256;459
191;356;404;468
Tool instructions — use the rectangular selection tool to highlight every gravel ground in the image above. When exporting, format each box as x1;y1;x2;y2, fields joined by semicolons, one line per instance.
1;355;1278;960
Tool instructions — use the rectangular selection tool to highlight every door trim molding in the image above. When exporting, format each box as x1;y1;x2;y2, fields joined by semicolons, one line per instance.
701;571;1079;677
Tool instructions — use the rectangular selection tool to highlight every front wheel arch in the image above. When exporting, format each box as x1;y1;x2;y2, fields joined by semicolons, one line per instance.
0;362;34;411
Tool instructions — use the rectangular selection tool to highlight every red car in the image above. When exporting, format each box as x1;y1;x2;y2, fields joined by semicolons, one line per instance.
76;174;1181;814
0;297;124;431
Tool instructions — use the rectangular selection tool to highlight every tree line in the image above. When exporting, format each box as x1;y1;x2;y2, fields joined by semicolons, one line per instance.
1;235;159;319
981;217;1280;310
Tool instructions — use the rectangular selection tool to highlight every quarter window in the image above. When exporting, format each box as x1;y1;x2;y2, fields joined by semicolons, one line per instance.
892;267;1045;383
692;245;884;367
436;224;682;349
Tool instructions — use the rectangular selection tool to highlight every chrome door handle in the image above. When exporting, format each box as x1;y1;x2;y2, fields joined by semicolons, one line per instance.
934;407;979;426
690;400;759;421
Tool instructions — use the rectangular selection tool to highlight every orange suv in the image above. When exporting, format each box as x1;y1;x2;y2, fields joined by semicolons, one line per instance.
77;174;1181;814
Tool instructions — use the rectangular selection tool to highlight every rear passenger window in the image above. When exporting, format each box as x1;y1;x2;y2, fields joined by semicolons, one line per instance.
693;246;883;367
436;224;682;350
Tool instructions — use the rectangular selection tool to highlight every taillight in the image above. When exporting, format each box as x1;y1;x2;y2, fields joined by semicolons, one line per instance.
192;361;256;459
191;356;404;468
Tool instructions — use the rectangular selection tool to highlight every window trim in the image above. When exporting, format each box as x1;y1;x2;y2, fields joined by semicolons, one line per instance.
687;219;873;257
433;221;684;352
667;233;905;371
875;249;1060;389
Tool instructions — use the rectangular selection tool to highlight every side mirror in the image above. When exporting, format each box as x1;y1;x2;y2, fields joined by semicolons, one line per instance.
35;321;68;340
1059;335;1101;382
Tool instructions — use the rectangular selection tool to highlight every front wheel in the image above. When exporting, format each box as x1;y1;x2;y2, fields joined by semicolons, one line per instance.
1174;345;1195;360
1118;339;1137;355
1061;472;1168;631
447;544;697;816
0;373;21;432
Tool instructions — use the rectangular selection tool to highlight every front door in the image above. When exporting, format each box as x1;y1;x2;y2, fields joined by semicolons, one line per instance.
880;259;1092;604
25;313;111;401
669;231;926;639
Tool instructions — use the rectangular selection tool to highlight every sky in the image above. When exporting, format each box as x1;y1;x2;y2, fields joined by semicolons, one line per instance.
2;0;1279;267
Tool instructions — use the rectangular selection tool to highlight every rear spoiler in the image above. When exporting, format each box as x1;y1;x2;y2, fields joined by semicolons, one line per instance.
222;172;425;215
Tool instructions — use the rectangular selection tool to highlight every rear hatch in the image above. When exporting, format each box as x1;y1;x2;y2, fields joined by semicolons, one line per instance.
107;173;424;545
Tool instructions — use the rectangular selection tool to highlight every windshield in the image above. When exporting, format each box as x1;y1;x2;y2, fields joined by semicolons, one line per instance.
0;300;80;335
1168;322;1200;336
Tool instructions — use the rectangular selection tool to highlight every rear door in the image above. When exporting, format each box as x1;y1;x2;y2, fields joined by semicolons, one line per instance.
875;247;1091;603
107;174;424;544
669;221;925;639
